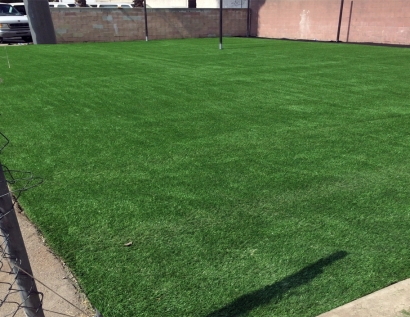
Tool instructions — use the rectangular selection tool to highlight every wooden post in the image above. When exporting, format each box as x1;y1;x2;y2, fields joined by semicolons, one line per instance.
0;163;45;317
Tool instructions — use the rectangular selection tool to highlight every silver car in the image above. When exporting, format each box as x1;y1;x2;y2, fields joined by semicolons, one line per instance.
0;3;31;43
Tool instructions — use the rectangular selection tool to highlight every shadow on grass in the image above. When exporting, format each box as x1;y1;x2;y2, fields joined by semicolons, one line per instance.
206;251;348;317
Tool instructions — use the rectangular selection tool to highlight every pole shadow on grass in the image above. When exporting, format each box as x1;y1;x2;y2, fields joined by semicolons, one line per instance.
205;251;348;317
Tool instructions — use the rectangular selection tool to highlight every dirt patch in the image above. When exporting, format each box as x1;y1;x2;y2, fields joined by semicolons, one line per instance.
0;201;95;317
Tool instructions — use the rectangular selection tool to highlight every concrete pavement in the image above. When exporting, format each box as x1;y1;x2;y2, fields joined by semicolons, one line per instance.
317;279;410;317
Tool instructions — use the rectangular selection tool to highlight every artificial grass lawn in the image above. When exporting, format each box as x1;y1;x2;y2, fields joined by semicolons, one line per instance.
0;38;409;316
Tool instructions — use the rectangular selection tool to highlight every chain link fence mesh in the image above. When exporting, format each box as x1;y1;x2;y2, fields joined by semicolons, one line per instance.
0;131;102;317
0;132;44;316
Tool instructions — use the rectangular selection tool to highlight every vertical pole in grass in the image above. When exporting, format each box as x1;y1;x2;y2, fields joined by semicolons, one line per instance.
23;0;56;44
336;0;344;42
346;1;354;42
246;0;251;37
144;0;149;41
0;163;45;317
219;0;223;49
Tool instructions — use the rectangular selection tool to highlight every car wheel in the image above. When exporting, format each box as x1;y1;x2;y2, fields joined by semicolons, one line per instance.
0;38;3;44
22;36;33;43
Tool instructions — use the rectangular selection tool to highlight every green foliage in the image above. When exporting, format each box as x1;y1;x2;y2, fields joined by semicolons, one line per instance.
1;38;410;317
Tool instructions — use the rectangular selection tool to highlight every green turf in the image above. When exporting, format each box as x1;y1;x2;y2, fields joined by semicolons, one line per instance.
1;38;409;317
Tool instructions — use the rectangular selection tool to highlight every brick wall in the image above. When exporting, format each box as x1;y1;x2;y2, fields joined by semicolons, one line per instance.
250;0;410;45
50;8;247;43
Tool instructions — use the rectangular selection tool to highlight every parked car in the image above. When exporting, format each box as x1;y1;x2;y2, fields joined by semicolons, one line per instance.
9;2;26;15
117;3;133;8
49;3;76;7
88;3;133;8
0;2;31;43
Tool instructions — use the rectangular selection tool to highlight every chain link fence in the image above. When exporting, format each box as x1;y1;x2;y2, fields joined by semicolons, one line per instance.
0;132;101;317
0;132;44;317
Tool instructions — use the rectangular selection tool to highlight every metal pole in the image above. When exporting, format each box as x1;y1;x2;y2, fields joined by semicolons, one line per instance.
23;0;57;44
346;1;354;42
0;163;45;317
144;0;148;41
336;0;344;42
219;0;223;49
246;0;251;37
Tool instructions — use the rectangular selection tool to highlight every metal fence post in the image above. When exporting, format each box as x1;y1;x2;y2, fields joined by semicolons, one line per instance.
219;0;223;49
0;163;45;317
246;0;251;37
144;0;148;41
336;0;345;42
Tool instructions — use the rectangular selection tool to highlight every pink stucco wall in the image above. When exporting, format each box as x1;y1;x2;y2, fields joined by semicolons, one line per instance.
250;0;410;45
343;0;410;45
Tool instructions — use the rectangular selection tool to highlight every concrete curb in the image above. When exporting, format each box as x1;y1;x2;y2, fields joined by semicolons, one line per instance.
317;279;410;317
